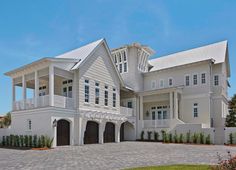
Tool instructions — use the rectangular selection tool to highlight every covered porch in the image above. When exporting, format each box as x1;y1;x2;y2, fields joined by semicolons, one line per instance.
139;87;184;129
11;64;77;111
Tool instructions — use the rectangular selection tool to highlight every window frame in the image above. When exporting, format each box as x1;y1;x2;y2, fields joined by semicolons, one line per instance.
193;103;198;118
159;79;164;88
95;82;100;105
214;74;220;86
84;79;90;103
185;74;190;87
104;85;108;106
27;119;32;131
168;77;173;87
112;88;116;107
201;72;206;84
193;73;198;86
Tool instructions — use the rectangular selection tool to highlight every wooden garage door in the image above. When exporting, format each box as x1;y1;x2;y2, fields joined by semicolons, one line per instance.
57;119;70;146
84;121;99;144
104;122;115;143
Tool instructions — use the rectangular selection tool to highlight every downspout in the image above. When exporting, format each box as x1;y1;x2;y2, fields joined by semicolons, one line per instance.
209;59;213;127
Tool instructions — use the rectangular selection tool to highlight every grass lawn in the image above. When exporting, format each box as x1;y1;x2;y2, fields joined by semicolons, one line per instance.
126;164;210;170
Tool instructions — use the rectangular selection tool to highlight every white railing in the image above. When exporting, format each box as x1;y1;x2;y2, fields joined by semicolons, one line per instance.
141;119;171;128
120;107;134;117
13;95;74;111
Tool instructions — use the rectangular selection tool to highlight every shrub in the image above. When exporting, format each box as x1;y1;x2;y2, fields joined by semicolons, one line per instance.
20;135;24;147
147;131;152;141
45;136;54;148
38;136;42;148
168;133;173;143
173;131;178;143
192;133;199;144
161;130;166;142
199;133;205;144
211;151;236;170
141;131;145;140
154;132;159;141
6;136;10;146
229;132;234;144
206;134;211;144
10;134;14;146
33;135;37;148
179;133;184;143
29;135;32;147
2;136;6;146
15;135;20;147
24;135;29;147
186;130;191;143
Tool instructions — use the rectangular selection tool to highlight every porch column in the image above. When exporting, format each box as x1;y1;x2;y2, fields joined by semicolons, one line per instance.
12;79;15;110
49;65;54;106
115;122;121;143
22;75;26;109
73;71;77;109
99;122;106;144
174;91;178;119
169;92;173;119
34;70;39;108
140;95;143;121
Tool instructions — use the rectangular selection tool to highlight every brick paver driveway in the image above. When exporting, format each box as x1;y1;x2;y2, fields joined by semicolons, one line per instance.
1;142;236;170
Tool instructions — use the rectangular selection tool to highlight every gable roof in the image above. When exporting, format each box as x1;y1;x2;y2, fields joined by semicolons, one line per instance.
149;41;229;75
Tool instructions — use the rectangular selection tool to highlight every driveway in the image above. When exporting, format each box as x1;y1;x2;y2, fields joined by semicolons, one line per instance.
0;142;236;170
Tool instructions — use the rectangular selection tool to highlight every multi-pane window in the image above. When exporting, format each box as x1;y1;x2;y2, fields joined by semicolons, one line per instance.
104;85;108;106
127;101;132;108
193;74;198;85
185;75;190;86
168;78;173;87
113;88;116;107
118;53;122;62
84;79;89;103
95;82;100;104
151;80;156;89
123;51;127;61
201;73;206;84
124;62;127;72
159;80;164;88
27;119;32;130
114;54;117;63
119;64;122;73
193;103;198;117
39;86;46;96
214;75;219;86
62;79;73;98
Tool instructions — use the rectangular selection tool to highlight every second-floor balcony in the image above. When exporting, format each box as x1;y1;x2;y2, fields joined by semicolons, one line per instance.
120;106;135;117
13;95;74;111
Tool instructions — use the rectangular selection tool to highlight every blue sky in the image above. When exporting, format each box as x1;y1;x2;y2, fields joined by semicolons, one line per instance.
0;0;235;114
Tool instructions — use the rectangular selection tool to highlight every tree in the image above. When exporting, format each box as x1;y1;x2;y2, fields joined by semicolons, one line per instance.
0;112;11;128
226;94;236;127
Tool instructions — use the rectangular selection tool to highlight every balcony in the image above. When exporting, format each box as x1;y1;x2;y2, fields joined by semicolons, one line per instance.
140;119;171;128
120;107;134;117
13;95;74;111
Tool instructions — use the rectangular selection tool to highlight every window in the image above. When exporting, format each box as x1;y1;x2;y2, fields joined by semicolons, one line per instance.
151;80;156;89
39;86;46;96
123;51;127;61
63;87;67;97
118;53;122;62
127;101;133;108
168;78;173;87
214;75;219;86
114;54;117;63
62;80;73;98
95;82;100;104
193;103;198;117
113;88;116;107
201;73;206;84
193;74;198;85
152;111;155;120
68;86;72;98
104;85;108;106
159;79;164;88
27;119;32;130
84;79;89;103
124;62;127;72
119;64;122;73
185;75;190;86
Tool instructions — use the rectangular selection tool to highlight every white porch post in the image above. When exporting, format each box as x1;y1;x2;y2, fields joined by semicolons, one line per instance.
140;95;143;121
115;123;121;143
99;122;106;144
73;71;77;109
22;75;26;109
12;79;15;110
34;70;39;108
169;92;173;119
174;91;178;119
49;65;54;106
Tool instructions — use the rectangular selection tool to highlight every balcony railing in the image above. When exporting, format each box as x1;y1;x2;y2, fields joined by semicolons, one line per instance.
120;107;134;117
140;119;171;128
13;95;74;111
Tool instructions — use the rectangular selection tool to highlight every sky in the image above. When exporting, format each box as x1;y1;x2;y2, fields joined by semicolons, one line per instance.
0;0;235;115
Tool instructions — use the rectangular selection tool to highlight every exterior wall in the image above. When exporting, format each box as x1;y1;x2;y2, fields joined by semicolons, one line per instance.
78;44;121;114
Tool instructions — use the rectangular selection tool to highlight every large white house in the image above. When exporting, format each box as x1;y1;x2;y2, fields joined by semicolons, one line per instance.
3;38;230;146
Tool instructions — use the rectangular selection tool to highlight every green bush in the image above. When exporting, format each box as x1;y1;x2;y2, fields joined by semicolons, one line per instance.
20;135;24;147
10;134;14;146
161;130;166;142
141;131;144;140
6;136;10;146
2;136;6;146
15;135;20;147
192;133;199;144
179;133;184;143
24;135;29;147
229;133;234;144
45;136;54;148
33;135;37;148
154;132;159;141
205;134;211;144
173;131;178;143
186;130;191;143
38;136;42;148
29;135;32;147
199;133;205;144
41;135;45;147
168;133;173;143
147;131;152;141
